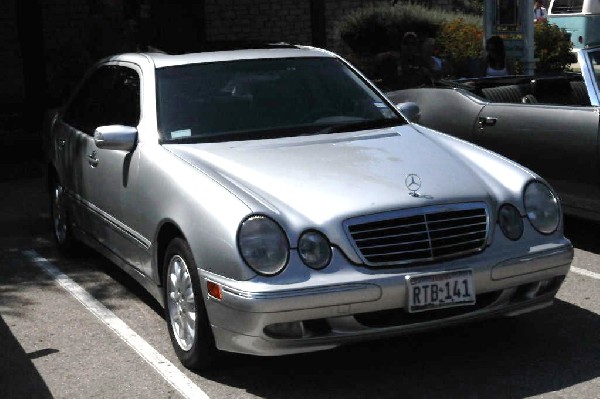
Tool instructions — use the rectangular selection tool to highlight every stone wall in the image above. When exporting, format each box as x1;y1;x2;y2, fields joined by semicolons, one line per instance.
0;0;24;108
204;0;312;45
41;0;95;103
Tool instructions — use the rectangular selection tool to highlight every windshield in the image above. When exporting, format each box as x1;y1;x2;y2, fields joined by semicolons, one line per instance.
156;57;403;143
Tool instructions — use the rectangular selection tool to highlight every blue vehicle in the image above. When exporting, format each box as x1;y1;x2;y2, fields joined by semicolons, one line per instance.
548;0;600;49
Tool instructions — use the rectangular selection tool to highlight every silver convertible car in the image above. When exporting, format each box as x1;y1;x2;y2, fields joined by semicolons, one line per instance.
388;46;600;222
44;44;573;370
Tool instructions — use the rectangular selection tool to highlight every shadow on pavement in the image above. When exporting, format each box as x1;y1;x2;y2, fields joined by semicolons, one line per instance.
564;215;600;255
0;124;43;183
0;315;53;398
202;300;600;398
32;245;164;318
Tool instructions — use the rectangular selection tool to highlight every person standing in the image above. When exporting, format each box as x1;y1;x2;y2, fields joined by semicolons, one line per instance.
534;0;548;23
482;35;515;77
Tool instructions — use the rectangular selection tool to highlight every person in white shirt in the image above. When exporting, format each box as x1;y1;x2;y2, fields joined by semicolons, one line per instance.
534;0;548;23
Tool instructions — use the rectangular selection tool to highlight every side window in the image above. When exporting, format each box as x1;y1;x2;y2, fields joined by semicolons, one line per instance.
62;65;140;135
111;67;141;127
63;66;115;134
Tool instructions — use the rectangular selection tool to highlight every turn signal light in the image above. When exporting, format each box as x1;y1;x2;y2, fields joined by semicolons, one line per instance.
207;281;222;300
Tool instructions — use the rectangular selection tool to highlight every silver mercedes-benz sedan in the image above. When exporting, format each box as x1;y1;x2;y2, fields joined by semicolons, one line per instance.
44;44;573;370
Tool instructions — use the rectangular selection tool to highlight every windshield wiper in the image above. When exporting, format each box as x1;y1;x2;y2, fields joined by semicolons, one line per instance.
159;118;407;144
315;117;406;135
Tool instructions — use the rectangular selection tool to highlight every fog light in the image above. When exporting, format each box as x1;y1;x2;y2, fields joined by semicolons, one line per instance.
499;204;523;240
207;281;222;300
264;322;304;338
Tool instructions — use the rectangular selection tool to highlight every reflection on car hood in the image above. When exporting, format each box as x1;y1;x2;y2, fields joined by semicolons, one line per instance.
164;126;495;224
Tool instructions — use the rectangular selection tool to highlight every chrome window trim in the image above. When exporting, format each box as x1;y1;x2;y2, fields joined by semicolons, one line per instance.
579;48;600;106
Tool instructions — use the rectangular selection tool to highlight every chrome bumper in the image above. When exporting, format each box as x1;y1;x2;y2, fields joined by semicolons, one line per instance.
202;242;573;356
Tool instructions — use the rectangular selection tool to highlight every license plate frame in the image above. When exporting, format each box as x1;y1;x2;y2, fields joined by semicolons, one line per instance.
406;269;476;313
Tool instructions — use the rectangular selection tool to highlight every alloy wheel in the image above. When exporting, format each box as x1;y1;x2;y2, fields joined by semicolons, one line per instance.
167;254;197;351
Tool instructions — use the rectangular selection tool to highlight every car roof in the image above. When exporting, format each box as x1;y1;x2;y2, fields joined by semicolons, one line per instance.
111;45;337;69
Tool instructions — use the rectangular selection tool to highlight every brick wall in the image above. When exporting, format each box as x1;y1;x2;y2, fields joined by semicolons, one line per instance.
204;0;312;44
41;0;93;103
1;0;459;110
0;0;24;108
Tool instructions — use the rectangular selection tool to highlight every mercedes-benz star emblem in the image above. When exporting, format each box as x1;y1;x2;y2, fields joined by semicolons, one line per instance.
405;174;422;196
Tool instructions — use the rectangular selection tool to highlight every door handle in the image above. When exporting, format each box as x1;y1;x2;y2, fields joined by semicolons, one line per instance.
88;151;99;167
478;117;497;129
57;138;66;149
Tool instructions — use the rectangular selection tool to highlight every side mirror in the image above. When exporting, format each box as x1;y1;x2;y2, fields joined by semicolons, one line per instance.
396;102;421;123
94;125;138;152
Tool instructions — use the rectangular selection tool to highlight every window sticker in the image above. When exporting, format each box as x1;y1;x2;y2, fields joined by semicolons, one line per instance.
171;129;192;139
380;108;396;119
374;102;387;108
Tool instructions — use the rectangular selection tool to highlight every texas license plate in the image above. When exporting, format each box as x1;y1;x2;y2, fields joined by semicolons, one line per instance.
406;269;475;313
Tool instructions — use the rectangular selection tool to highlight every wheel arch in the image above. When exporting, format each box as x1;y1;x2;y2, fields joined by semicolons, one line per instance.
155;219;187;286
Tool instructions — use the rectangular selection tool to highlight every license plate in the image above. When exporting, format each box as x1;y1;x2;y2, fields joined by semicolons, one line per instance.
406;269;475;313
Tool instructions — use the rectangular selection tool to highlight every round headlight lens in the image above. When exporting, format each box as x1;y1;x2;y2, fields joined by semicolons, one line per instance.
238;216;289;275
298;231;332;269
498;204;523;240
524;181;560;234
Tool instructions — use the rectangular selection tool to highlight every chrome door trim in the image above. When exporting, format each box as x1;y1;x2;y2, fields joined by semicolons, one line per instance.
66;189;151;250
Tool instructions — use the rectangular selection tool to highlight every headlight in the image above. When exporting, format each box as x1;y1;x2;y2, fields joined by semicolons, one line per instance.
238;216;289;275
298;231;332;269
524;181;560;234
498;204;523;240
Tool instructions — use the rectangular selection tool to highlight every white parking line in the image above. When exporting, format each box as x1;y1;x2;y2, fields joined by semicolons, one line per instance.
23;250;209;399
571;266;600;280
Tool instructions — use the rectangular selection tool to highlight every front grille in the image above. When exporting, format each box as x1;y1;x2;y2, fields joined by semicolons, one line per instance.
345;203;489;267
550;0;583;14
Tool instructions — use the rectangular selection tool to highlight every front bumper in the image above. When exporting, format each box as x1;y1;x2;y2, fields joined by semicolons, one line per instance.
201;240;573;356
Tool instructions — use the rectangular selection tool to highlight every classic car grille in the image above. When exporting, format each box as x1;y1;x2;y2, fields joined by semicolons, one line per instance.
550;0;583;14
346;204;488;266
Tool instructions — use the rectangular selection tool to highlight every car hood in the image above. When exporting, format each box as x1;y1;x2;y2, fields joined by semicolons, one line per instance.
164;125;499;227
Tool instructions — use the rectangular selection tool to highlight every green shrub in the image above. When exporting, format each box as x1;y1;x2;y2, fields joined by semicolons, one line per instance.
534;21;573;74
338;2;481;55
436;18;484;76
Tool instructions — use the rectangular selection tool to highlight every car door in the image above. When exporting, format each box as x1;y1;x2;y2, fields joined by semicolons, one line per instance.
58;66;117;232
473;102;600;212
62;64;145;269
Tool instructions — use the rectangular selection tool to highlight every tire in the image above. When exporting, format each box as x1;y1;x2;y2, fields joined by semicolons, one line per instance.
164;237;219;370
49;177;77;256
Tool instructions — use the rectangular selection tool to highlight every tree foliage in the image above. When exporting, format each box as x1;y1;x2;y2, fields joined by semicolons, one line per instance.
534;21;574;74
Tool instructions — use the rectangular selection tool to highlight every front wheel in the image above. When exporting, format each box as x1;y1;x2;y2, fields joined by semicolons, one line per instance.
164;238;219;370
